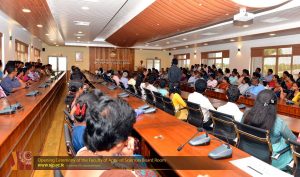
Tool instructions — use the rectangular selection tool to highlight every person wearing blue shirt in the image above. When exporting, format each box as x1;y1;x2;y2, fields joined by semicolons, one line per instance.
265;69;274;82
0;66;26;94
229;70;238;85
246;77;265;96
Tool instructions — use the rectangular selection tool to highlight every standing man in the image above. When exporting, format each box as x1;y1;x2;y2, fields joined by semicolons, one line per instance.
168;58;181;89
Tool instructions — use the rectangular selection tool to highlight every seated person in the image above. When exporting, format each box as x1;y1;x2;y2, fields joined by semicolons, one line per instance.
246;77;265;96
112;70;120;85
70;67;84;81
188;71;199;84
140;75;158;100
216;69;224;84
265;69;274;83
128;72;137;86
157;79;169;97
284;74;294;90
229;70;238;85
268;75;280;88
0;66;26;94
207;74;218;88
238;69;250;85
217;86;243;122
65;94;156;177
27;64;40;81
120;71;129;89
169;87;188;121
188;79;216;129
217;76;230;90
238;77;250;95
242;90;296;170
296;71;300;84
284;82;300;105
0;86;7;98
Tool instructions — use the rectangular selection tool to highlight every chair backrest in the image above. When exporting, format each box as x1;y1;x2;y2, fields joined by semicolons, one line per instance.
186;101;204;128
144;88;155;105
288;139;300;176
209;109;236;144
64;123;76;157
152;91;164;110
234;121;272;163
136;86;142;98
128;84;136;94
119;82;126;90
53;170;64;177
162;96;175;115
63;109;74;129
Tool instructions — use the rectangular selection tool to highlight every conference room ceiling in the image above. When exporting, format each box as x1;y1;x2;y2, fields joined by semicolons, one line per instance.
0;0;64;45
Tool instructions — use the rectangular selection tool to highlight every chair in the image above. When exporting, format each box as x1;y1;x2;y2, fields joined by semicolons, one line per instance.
53;170;64;177
136;86;142;98
63;109;74;129
64;123;76;157
119;82;126;90
128;84;136;95
162;96;176;115
209;109;236;145
234;121;290;164
144;88;155;105
186;101;204;128
152;91;164;110
288;139;300;176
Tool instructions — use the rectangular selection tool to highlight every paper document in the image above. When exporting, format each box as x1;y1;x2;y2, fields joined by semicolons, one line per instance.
230;156;292;177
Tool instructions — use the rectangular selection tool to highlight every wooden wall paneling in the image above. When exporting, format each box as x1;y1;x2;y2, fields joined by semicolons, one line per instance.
89;47;135;72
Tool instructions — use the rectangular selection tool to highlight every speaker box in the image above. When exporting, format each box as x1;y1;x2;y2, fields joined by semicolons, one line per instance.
42;48;45;52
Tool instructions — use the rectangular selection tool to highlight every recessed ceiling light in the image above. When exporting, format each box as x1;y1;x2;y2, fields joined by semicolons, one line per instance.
182;38;187;41
22;8;31;13
269;33;276;36
225;13;229;16
198;3;202;6
77;36;81;39
230;39;235;42
243;25;249;28
78;31;83;34
203;43;208;46
185;46;189;48
173;48;176;50
45;33;49;36
81;6;89;10
37;24;43;28
166;41;170;44
157;23;160;26
56;45;59;46
74;21;90;26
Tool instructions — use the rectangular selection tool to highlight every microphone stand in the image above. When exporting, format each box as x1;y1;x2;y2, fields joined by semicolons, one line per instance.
177;127;203;151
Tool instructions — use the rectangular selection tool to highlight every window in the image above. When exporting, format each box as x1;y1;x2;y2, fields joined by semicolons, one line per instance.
48;56;67;71
146;58;161;71
251;45;300;77
15;40;28;62
201;50;230;70
34;48;40;61
174;53;190;68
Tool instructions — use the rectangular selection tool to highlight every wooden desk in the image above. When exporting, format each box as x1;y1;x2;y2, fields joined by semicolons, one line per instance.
0;72;66;177
181;91;300;134
84;72;252;177
181;84;300;118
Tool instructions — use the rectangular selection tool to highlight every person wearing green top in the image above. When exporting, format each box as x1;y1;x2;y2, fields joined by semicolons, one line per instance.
242;89;296;170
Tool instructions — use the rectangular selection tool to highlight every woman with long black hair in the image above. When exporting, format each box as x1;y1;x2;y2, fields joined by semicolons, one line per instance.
242;89;296;170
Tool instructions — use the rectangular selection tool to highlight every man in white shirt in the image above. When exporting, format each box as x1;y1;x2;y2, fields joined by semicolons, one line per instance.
188;79;215;129
217;86;243;122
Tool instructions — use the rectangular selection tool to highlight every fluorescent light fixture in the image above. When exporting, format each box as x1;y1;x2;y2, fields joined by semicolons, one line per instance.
166;41;170;44
269;33;276;36
74;21;90;26
22;8;31;13
77;36;81;39
182;38;187;41
78;31;83;34
74;33;85;37
230;39;235;42
45;33;49;36
203;43;208;46
262;17;288;23
37;24;43;28
231;0;288;8
81;6;90;10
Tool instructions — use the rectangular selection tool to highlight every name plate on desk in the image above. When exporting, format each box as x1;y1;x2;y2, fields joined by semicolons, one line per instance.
230;156;292;177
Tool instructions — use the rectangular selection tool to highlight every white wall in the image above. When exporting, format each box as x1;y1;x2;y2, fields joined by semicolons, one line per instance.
171;34;300;72
0;11;42;66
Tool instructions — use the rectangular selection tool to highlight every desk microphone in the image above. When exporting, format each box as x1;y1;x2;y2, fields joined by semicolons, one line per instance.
0;97;16;114
208;132;232;160
177;127;203;151
189;128;211;146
